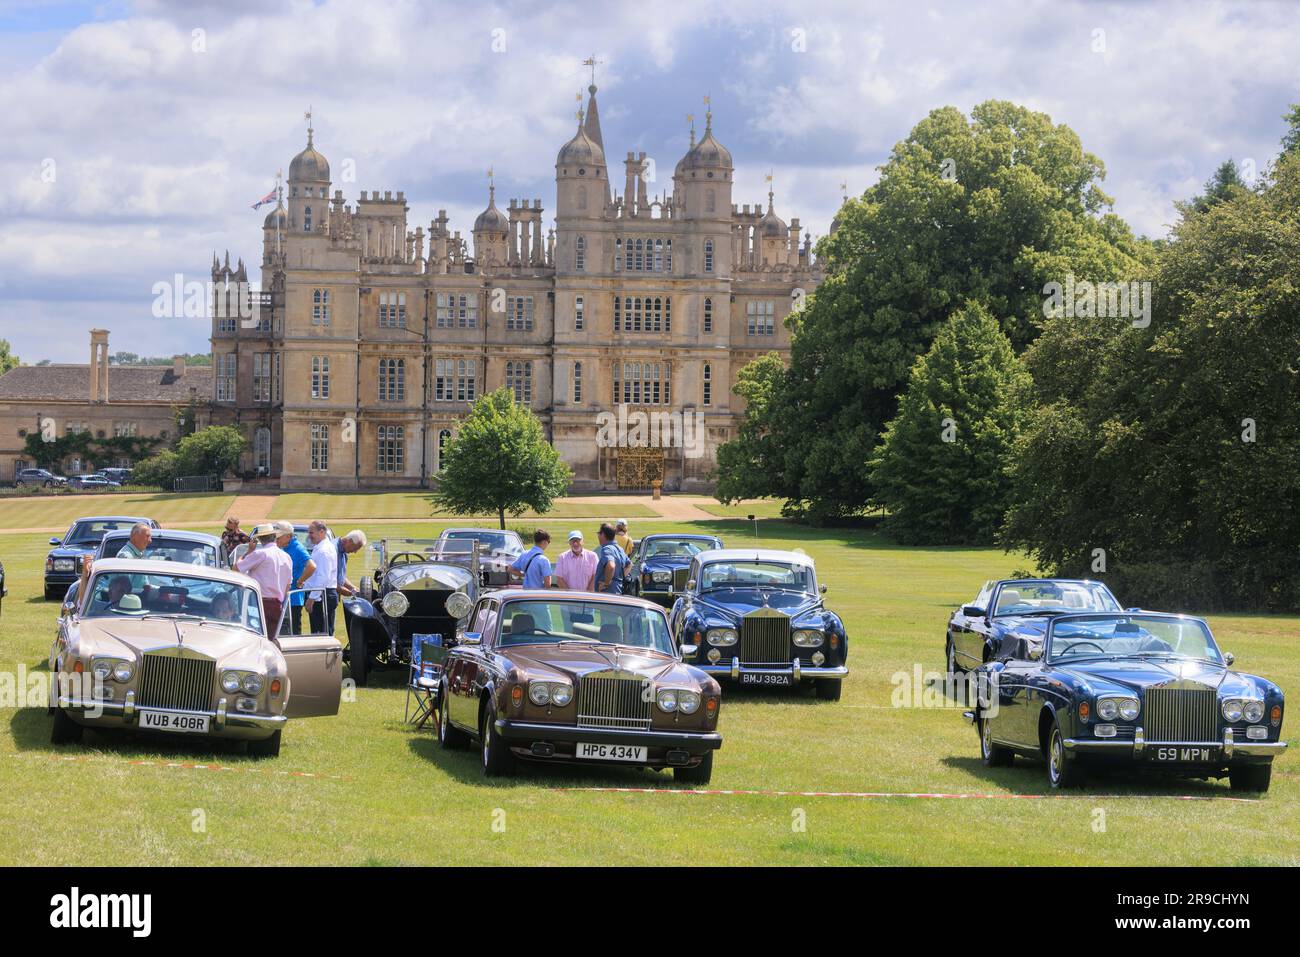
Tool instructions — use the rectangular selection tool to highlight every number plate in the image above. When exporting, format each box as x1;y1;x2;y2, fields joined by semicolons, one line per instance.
139;709;210;734
740;672;794;687
574;742;647;762
1151;746;1216;762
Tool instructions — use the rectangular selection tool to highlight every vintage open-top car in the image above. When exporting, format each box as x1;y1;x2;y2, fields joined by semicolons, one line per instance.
966;611;1287;791
44;515;159;599
947;578;1124;676
668;548;847;700
342;538;480;685
628;533;724;606
437;589;723;782
49;558;342;756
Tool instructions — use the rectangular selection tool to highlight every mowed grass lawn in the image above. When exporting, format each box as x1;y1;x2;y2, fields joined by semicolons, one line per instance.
0;492;234;531
0;503;1296;865
271;491;656;523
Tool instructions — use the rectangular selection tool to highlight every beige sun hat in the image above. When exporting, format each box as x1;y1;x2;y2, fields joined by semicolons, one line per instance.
251;523;279;541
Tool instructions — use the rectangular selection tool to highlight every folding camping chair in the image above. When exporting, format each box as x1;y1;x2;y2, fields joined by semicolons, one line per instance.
405;634;445;729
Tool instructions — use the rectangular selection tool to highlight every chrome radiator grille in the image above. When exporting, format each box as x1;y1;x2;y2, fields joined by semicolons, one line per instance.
578;673;651;730
138;653;215;712
1145;686;1218;743
741;614;790;664
672;567;690;592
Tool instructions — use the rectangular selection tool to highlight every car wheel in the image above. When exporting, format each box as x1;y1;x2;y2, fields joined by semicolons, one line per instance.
815;678;842;701
673;750;713;785
979;716;1013;767
43;480;53;488
347;620;368;687
50;708;83;745
437;681;468;750
1229;763;1272;793
247;730;281;758
946;639;959;680
43;586;61;601
480;704;515;777
1047;718;1083;789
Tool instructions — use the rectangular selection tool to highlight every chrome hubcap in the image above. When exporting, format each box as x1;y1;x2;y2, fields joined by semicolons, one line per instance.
981;720;991;756
1050;733;1061;781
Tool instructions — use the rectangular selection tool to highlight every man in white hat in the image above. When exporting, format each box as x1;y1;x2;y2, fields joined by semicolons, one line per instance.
614;518;634;559
236;523;292;641
554;529;598;591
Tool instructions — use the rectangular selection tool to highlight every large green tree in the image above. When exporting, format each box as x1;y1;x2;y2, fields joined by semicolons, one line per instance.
715;100;1151;522
868;302;1032;544
432;388;571;529
1003;134;1300;610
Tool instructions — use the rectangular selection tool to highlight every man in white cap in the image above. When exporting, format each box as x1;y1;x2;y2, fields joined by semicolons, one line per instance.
237;523;292;641
554;529;598;591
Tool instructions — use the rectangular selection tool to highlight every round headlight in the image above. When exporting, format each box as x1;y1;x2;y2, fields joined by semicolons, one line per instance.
381;591;410;618
1222;698;1244;722
706;628;737;646
221;671;242;693
528;682;551;706
677;690;701;714
1243;699;1264;723
1118;698;1140;721
793;629;824;648
652;571;672;583
242;673;263;695
92;660;112;681
656;689;678;712
549;683;573;707
1096;697;1119;721
445;591;473;619
112;662;133;682
706;648;721;663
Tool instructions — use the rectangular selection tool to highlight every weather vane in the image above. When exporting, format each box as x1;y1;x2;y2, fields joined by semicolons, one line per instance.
582;54;602;85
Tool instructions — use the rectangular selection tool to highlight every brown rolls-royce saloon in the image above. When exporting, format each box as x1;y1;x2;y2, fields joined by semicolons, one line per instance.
48;558;343;757
436;589;723;782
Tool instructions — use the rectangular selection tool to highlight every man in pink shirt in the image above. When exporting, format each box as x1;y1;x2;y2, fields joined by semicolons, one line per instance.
236;523;293;641
554;530;598;591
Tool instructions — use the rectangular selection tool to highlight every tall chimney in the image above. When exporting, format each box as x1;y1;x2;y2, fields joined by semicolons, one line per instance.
173;355;186;377
89;329;110;403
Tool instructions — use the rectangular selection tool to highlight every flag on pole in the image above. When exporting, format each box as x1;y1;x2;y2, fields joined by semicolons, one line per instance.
251;188;277;210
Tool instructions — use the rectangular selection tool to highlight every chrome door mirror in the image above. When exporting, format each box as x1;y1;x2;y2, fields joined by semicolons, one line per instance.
1027;646;1043;661
819;584;828;594
686;579;696;591
1223;651;1235;666
461;631;482;646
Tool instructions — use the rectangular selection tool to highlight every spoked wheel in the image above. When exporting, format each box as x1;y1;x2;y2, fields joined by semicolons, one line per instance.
979;715;1012;767
1047;718;1083;789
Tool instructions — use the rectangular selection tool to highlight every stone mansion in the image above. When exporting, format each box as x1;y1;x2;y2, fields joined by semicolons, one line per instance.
209;83;823;490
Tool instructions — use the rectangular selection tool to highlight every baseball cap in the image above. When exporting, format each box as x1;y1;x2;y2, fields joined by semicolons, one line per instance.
616;518;628;528
567;529;583;541
273;520;294;536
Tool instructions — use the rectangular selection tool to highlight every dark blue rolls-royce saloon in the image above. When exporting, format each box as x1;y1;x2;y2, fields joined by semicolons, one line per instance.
966;612;1287;791
668;548;847;700
628;533;723;606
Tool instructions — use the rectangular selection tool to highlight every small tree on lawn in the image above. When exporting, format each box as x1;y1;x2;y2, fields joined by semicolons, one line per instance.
175;425;247;479
433;387;572;529
868;301;1032;545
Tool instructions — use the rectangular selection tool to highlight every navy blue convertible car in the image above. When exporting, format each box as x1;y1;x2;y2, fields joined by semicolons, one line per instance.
966;612;1287;791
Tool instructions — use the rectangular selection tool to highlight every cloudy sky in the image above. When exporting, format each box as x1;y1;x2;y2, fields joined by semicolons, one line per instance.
2;0;1297;362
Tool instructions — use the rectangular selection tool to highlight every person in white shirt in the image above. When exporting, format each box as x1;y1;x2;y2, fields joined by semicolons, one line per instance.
303;520;339;634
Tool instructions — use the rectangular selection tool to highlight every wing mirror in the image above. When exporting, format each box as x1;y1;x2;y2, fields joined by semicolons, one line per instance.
461;631;482;646
1223;651;1234;666
686;579;696;591
1028;646;1043;661
49;537;61;546
819;584;828;594
961;605;986;618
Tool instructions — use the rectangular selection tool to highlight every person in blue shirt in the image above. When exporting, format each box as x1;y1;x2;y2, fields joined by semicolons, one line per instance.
595;522;628;595
510;529;554;589
275;521;316;635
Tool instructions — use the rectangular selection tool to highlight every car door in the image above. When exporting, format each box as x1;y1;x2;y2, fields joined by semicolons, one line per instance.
278;634;344;718
992;657;1042;747
954;582;993;668
448;598;494;729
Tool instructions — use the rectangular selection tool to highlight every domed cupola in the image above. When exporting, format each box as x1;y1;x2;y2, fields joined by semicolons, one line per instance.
263;203;289;230
556;110;605;169
474;184;509;235
759;189;787;237
289;125;330;184
679;110;733;173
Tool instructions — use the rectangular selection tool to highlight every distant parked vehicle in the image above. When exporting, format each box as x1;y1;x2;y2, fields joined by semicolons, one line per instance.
44;515;160;600
69;475;118;490
95;468;134;485
16;468;67;488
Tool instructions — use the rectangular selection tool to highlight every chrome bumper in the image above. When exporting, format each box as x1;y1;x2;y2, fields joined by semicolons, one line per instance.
58;694;286;738
696;657;848;682
1062;726;1287;758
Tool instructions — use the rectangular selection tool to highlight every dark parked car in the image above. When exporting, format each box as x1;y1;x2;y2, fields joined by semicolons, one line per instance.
946;578;1124;677
16;468;66;488
437;589;723;781
95;468;133;485
44;516;160;600
69;474;118;490
59;529;227;613
668;548;848;700
628;533;723;606
341;539;480;685
966;611;1288;791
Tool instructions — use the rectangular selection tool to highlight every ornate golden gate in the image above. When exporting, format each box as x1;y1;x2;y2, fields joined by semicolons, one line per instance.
615;447;665;489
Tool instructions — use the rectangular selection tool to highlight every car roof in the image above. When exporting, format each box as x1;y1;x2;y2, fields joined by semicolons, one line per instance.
90;558;255;588
1050;610;1203;623
100;528;220;545
441;527;519;536
69;515;156;524
642;533;720;542
695;548;814;565
502;588;665;611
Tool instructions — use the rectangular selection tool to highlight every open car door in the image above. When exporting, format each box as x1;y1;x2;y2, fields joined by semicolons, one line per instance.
278;634;344;718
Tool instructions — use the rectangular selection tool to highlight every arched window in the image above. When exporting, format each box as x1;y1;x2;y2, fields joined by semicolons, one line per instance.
506;361;533;404
437;429;451;471
703;297;713;333
573;361;583;403
703;364;712;406
254;427;271;473
304;206;312;232
704;239;714;273
378;358;405;401
575;235;586;271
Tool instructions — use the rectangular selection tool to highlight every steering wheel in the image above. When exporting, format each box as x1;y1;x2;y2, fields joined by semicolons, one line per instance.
387;552;429;567
1058;640;1106;656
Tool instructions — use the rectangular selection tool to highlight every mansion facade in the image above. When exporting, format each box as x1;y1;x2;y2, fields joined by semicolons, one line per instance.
211;84;823;490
